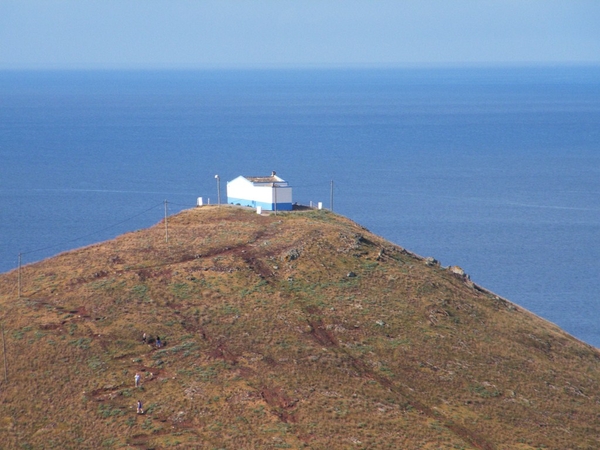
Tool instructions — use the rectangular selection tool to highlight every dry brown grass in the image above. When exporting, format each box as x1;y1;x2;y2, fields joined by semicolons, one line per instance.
1;206;599;449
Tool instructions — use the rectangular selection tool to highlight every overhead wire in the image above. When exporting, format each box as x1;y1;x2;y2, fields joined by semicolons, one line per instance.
18;179;342;257
21;201;165;256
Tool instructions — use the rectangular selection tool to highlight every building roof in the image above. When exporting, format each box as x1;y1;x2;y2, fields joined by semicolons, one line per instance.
243;171;286;184
245;175;282;183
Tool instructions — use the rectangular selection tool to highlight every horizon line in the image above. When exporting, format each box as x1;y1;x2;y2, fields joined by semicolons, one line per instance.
2;62;600;72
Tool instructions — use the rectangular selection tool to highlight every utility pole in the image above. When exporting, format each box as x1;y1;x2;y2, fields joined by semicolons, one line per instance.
330;180;334;212
164;200;169;243
17;253;22;298
217;175;221;206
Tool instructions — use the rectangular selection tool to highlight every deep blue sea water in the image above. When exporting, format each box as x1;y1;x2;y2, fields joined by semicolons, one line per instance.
1;68;599;346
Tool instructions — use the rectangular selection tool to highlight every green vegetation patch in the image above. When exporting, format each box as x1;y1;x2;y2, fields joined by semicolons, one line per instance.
152;340;198;358
170;282;192;299
130;284;150;301
70;337;92;349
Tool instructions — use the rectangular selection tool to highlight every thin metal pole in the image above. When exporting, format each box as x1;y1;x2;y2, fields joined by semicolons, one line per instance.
330;180;334;212
1;324;7;383
215;175;221;206
164;200;169;243
18;253;22;298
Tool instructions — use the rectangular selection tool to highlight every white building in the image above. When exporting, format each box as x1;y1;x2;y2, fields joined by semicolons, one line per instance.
226;171;293;211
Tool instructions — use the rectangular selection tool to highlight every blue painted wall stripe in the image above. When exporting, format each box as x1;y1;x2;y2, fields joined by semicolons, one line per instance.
227;197;293;211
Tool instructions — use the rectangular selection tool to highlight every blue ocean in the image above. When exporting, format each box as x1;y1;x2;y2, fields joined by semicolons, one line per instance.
1;68;599;346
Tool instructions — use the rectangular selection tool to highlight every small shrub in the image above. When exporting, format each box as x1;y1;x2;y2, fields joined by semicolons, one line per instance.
71;337;92;349
12;330;25;340
87;356;104;371
171;282;191;299
131;284;149;300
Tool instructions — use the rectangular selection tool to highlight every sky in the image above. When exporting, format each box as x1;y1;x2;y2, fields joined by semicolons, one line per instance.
1;0;599;70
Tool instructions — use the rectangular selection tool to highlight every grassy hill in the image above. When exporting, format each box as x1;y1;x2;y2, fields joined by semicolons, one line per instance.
0;206;599;449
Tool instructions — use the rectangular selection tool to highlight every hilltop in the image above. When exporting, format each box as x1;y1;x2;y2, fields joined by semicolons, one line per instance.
0;206;599;449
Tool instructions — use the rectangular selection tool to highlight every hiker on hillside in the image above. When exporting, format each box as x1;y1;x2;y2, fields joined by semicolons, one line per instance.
156;336;162;348
134;373;141;387
137;400;144;414
142;332;147;344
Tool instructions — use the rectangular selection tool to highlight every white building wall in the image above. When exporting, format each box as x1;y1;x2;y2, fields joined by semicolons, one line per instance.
227;175;293;210
228;178;292;202
227;177;254;201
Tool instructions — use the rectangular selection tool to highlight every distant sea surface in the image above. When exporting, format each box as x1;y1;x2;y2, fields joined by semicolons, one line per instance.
1;67;599;346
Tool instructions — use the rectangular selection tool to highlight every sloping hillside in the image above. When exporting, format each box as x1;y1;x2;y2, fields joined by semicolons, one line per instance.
0;206;599;449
